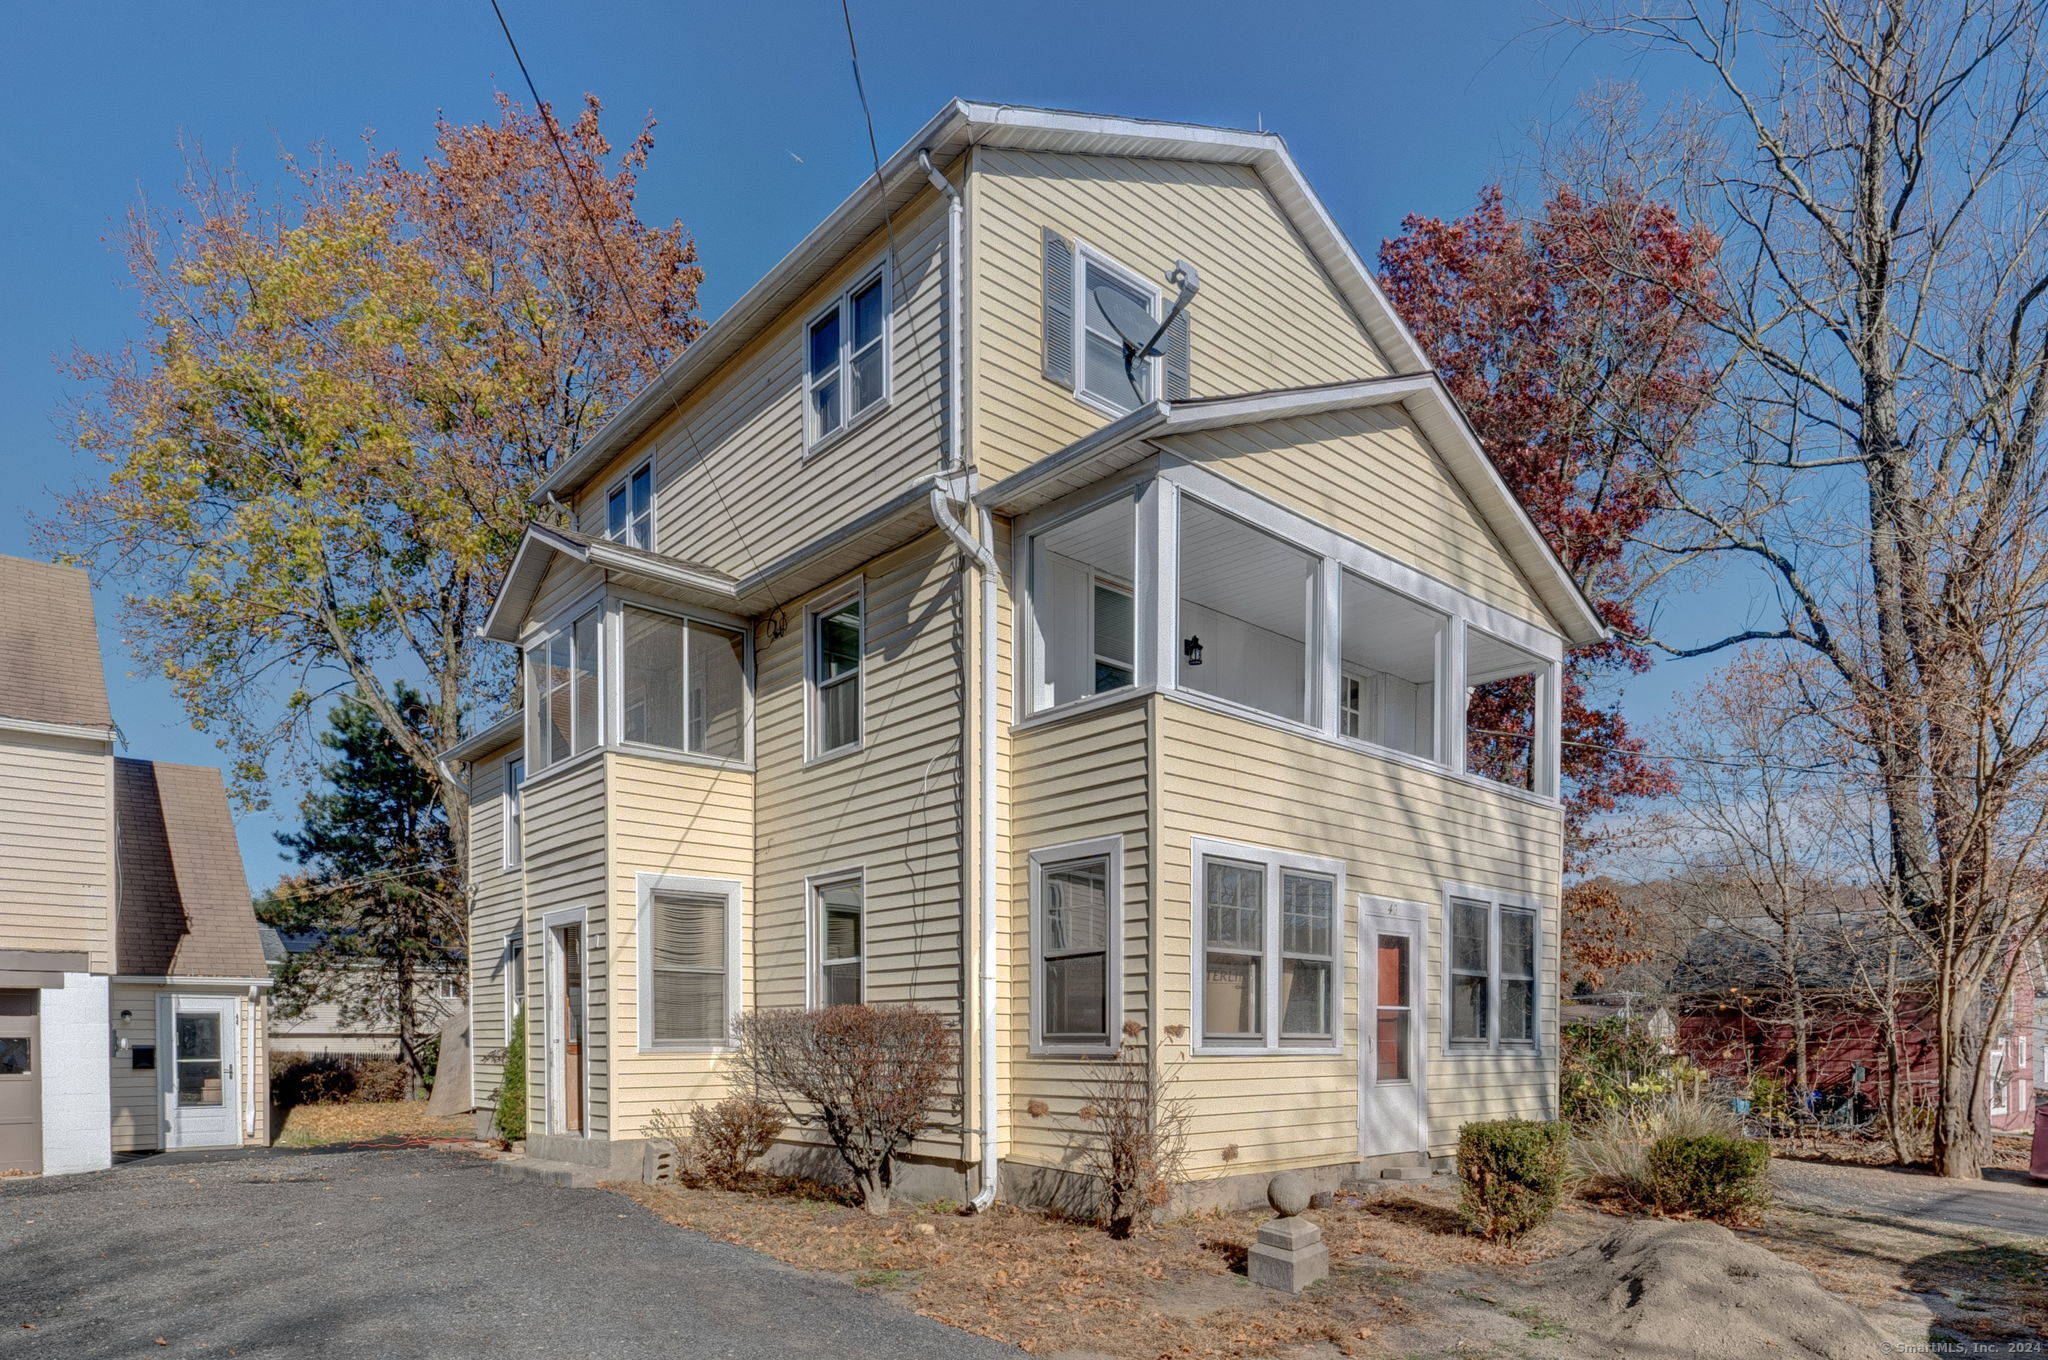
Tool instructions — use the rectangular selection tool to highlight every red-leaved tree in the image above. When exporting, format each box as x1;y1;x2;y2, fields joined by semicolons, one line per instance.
1380;185;1722;985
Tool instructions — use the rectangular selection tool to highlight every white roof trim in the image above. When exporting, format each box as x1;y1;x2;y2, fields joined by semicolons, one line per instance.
0;714;116;744
534;99;1429;504
981;375;1608;649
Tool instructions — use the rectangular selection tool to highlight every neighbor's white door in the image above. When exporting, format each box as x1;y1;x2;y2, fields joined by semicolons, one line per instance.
1359;908;1427;1158
164;996;239;1149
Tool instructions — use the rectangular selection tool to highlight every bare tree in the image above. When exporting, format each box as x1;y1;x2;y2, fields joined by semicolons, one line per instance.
1571;0;2048;1177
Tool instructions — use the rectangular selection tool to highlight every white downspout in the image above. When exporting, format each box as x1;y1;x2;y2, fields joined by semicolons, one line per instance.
918;148;1001;1211
930;486;999;1211
244;985;259;1140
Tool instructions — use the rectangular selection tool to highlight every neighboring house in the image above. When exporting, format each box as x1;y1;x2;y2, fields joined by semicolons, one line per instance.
258;926;460;1059
0;555;271;1175
444;102;1602;1204
1669;922;2038;1133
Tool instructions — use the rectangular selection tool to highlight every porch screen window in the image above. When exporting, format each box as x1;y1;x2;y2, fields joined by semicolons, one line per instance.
1030;495;1136;710
650;890;728;1043
808;274;888;444
811;595;863;756
527;605;602;773
621;606;746;761
1466;631;1548;792
1201;859;1265;1044
606;461;653;549
1039;857;1111;1045
1340;573;1441;759
814;877;863;1006
1449;893;1540;1053
1177;498;1315;724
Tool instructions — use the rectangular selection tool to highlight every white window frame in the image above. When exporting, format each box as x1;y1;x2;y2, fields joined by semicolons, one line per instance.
805;868;867;1009
1189;836;1345;1057
522;587;606;778
610;595;755;768
604;459;654;550
804;581;865;763
1071;240;1162;417
1028;836;1124;1056
635;873;743;1053
1988;1038;2010;1116
502;930;525;1043
501;755;525;871
804;263;893;452
1440;883;1544;1057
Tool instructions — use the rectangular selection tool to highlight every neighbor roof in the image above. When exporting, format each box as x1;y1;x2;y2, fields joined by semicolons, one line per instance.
115;758;268;980
0;554;114;732
534;99;1430;506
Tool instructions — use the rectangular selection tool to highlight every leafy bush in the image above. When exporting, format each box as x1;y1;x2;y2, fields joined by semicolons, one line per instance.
1645;1133;1772;1223
733;1004;953;1214
1572;1093;1742;1202
1560;1017;1677;1127
270;1050;411;1106
1069;1021;1190;1238
1457;1118;1570;1242
648;1095;785;1187
495;1012;527;1143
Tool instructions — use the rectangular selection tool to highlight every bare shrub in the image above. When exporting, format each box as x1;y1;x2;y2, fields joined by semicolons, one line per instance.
270;1050;412;1106
732;1005;952;1214
646;1095;784;1187
1069;1021;1190;1238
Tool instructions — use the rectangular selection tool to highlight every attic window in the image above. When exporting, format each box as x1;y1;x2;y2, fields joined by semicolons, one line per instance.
606;461;653;550
807;270;890;446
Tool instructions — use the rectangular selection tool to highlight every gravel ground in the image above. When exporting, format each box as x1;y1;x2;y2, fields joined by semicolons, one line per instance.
0;1145;1022;1360
1773;1158;2048;1237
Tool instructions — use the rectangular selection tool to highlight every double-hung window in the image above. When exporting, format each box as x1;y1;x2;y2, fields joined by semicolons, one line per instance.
811;874;863;1006
502;756;524;870
640;877;738;1048
606;461;653;549
1077;247;1159;413
809;589;863;758
1446;889;1540;1053
527;605;602;773
620;605;747;762
807;271;889;445
1030;838;1121;1052
1193;839;1342;1053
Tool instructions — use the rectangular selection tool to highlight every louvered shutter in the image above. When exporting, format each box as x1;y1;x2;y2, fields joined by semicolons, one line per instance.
1042;228;1075;385
1164;307;1192;400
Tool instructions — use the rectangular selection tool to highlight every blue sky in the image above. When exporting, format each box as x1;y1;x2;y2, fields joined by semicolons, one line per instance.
0;1;1719;887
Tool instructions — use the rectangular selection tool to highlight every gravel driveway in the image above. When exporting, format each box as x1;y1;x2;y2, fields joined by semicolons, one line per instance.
0;1145;1021;1359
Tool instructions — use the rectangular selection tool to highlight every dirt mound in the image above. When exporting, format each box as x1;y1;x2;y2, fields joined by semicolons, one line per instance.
1540;1218;1893;1359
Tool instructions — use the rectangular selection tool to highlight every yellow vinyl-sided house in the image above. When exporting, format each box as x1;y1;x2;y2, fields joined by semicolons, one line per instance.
447;102;1604;1205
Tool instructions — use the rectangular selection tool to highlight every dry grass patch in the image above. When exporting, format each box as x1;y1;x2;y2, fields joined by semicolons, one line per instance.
613;1175;1616;1359
273;1100;473;1148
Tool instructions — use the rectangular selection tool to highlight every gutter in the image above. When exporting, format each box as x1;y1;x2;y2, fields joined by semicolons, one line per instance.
930;481;1000;1212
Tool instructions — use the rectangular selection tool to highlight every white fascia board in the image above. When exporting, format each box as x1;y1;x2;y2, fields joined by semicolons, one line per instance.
0;714;116;745
441;711;524;767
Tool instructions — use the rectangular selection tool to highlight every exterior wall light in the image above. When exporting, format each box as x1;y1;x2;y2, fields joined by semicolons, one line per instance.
1183;635;1204;666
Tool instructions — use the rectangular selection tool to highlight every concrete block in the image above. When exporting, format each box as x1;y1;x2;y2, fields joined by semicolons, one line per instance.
1247;1215;1329;1293
1379;1164;1432;1181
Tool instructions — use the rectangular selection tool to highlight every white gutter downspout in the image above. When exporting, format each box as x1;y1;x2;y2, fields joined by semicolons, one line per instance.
919;148;1002;1212
930;485;999;1211
244;985;259;1139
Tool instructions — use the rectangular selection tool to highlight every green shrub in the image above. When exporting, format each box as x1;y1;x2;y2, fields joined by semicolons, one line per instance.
270;1050;411;1106
1560;1017;1677;1127
1571;1094;1742;1203
495;1012;527;1143
1457;1118;1570;1242
1645;1132;1772;1223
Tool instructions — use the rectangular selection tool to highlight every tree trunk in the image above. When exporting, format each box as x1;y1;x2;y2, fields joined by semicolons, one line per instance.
854;1168;890;1215
1930;994;1988;1179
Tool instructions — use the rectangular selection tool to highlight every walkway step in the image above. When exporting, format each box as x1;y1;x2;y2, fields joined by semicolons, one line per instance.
482;1156;605;1189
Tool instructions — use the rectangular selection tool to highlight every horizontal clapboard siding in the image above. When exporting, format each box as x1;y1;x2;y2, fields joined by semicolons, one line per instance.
467;740;525;1102
967;146;1393;485
520;752;610;1136
0;731;113;971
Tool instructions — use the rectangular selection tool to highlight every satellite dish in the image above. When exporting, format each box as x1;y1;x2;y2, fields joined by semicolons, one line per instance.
1092;285;1165;358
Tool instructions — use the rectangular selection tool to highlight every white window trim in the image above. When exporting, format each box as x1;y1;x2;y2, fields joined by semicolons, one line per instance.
1028;836;1125;1056
1357;894;1432;1159
502;930;525;1046
603;458;655;550
1189;835;1345;1057
608;595;756;770
804;580;866;765
635;873;743;1053
522;585;607;779
1070;239;1163;418
803;261;894;454
804;868;867;1010
501;755;525;872
1440;883;1545;1058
